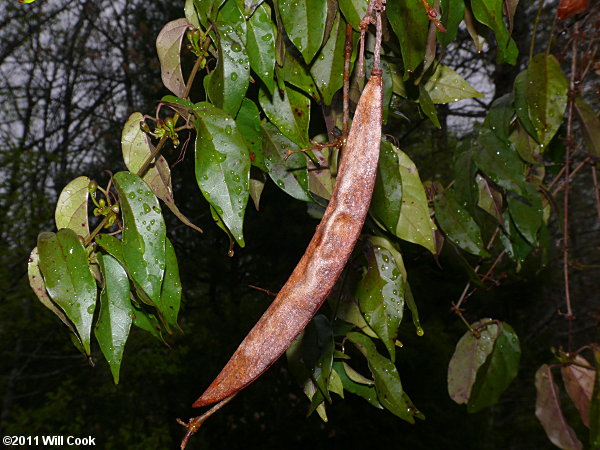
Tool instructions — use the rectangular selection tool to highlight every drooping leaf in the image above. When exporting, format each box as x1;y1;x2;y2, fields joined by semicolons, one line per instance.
347;331;421;422
513;70;540;143
246;3;276;94
561;355;595;428
419;85;441;128
473;128;526;195
278;0;327;63
218;0;246;39
205;21;250;116
262;122;312;201
235;98;266;171
395;145;437;253
476;174;503;223
387;0;429;73
463;6;485;52
434;188;490;257
192;0;224;27
311;11;353;105
507;183;543;246
575;95;600;157
94;253;133;384
438;0;464;47
249;170;266;210
535;364;583;450
525;54;569;148
448;319;500;405
37;229;97;355
28;247;77;334
259;84;311;148
333;361;382;408
405;284;424;336
156;18;191;97
424;64;484;104
483;94;514;143
338;0;368;30
467;322;521;412
370;141;403;234
121;112;203;234
184;0;201;28
131;303;165;342
194;102;251;246
113;171;167;305
55;176;90;237
500;210;533;264
158;238;182;333
470;0;518;64
357;238;406;361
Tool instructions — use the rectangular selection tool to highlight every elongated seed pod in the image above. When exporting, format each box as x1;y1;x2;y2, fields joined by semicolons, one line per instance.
193;69;383;408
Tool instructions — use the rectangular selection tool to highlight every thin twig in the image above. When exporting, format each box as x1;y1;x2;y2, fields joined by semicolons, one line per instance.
179;395;237;449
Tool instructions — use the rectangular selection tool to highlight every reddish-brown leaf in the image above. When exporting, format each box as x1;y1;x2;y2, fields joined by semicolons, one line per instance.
557;0;590;20
561;356;596;428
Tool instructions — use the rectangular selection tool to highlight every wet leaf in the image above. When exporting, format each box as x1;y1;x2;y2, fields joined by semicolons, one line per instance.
370;141;403;234
526;54;569;148
311;11;353;105
387;0;429;73
194;102;250;246
278;0;327;63
37;229;97;355
280;50;318;98
470;0;518;64
94;253;133;384
218;0;246;39
113;171;167;305
561;355;595;428
156;18;191;97
122;111;203;234
575;95;600;157
424;64;484;104
28;247;76;334
347;331;419;422
55;176;90;237
448;319;500;404
476;174;503;223
500;210;533;264
438;0;464;47
307;147;333;200
434;188;490;257
262;122;311;201
419;85;441;128
158;238;182;333
236;98;266;171
535;364;583;450
192;0;224;27
246;3;276;94
333;361;382;408
357;238;406;361
395;145;437;253
513;70;540;143
467;322;521;412
259;84;311;148
338;0;369;30
205;21;250;116
507;183;543;246
131;303;165;342
249;170;266;210
484;94;514;142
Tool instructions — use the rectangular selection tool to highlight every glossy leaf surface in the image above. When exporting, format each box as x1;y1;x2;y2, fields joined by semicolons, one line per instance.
424;64;483;104
156;18;190;97
246;3;276;94
470;0;518;64
278;0;327;63
387;0;428;73
370;141;402;235
55;176;90;237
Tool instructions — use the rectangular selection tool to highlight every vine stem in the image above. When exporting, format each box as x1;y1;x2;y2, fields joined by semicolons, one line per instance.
179;395;236;449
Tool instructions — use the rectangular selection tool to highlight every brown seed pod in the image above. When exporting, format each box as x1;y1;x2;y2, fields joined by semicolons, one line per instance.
193;69;384;409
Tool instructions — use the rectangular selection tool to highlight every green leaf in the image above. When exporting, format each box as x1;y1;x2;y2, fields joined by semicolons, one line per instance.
156;18;191;98
333;361;382;408
535;364;584;450
370;141;403;234
438;0;464;47
262;122;312;201
37;229;97;355
590;347;600;448
419;85;441;128
246;3;276;94
113;171;167;305
525;54;569;148
387;0;429;73
281;51;318;98
311;11;352;105
513;70;540;143
205;21;250;116
357;238;406;361
473;128;526;195
448;319;500;405
483;94;514;142
476;174;503;223
95;254;133;384
347;332;420;422
218;0;246;39
434;188;490;257
575;95;600;157
338;0;369;30
468;322;521;412
55;176;90;237
28;247;77;334
131;304;165;342
424;64;484;104
158;238;182;333
185;0;201;28
259;84;311;148
193;0;224;27
395;145;437;253
500;211;533;264
194;102;251;246
405;284;424;336
122;112;202;234
470;0;518;64
278;0;327;63
235;98;266;171
507;183;543;246
249;170;266;210
307;146;334;200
